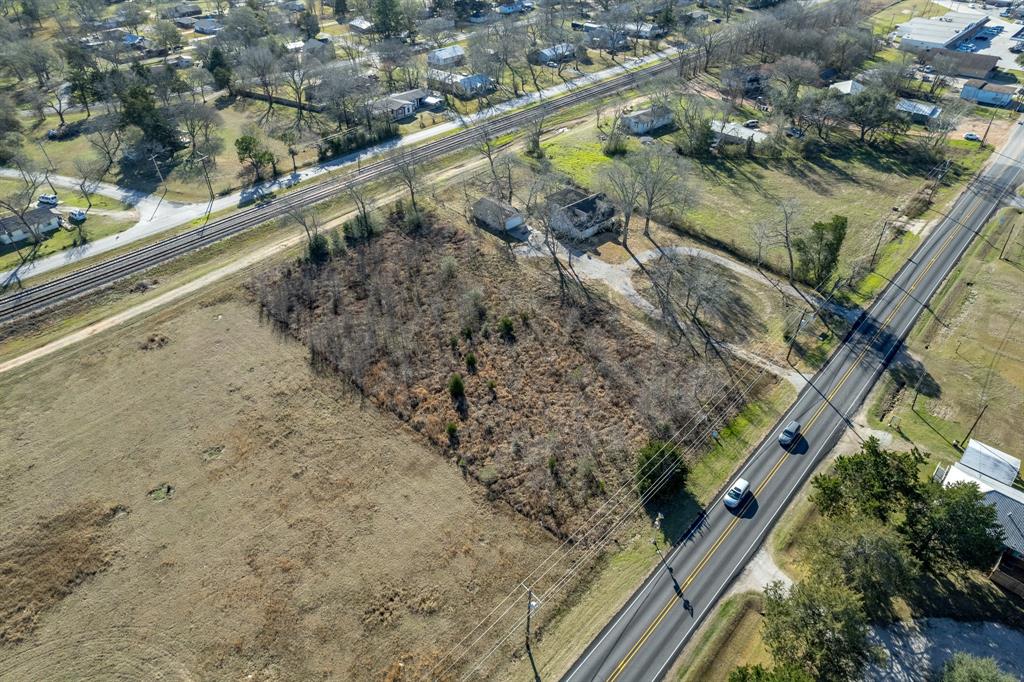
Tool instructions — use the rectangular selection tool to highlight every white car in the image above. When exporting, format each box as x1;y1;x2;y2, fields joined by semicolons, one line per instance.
724;478;750;509
68;209;87;223
38;193;58;206
964;132;982;141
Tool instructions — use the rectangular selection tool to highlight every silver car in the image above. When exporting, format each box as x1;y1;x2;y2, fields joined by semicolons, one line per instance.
724;478;750;509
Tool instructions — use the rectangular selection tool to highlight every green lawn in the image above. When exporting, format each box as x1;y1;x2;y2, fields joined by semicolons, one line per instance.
0;216;135;273
866;206;1024;470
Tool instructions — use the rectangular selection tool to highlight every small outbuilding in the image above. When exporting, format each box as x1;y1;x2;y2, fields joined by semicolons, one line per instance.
829;79;865;96
896;98;942;123
348;17;373;34
472;197;525;232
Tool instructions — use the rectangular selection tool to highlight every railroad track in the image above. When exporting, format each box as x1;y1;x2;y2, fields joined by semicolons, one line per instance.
0;50;693;324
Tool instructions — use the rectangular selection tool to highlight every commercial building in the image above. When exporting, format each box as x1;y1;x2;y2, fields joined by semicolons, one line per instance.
894;11;988;51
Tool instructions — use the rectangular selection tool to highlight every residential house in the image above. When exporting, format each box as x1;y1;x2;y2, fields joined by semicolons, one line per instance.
896;98;942;123
917;48;998;79
162;3;202;18
369;88;437;120
624;22;667;40
934;440;1024;598
621;105;674;135
546;188;617;241
173;16;196;29
193;18;223;34
426;69;494;98
711;120;769;145
588;27;629;52
0;208;62;245
529;43;574;65
122;33;146;49
829;79;865;96
496;0;526;14
960;79;1016;107
472;197;525;232
348;17;373;34
427;45;465;69
304;38;335;62
285;40;305;53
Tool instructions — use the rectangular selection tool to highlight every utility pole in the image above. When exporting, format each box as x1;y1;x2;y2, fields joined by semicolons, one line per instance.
1000;217;1017;261
651;511;666;566
980;106;997;146
786;308;809;365
523;584;541;682
962;403;988;446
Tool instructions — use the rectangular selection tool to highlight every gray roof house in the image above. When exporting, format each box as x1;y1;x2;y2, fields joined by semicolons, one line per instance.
960;80;1016;108
546;188;616;241
426;69;493;98
370;88;437;120
0;208;62;245
530;43;574;65
193;18;223;34
162;3;202;18
622;105;674;135
935;442;1024;598
472;197;525;232
427;45;466;68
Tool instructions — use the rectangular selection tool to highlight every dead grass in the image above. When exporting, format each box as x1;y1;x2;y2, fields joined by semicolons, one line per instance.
0;503;119;644
675;592;771;682
0;295;563;680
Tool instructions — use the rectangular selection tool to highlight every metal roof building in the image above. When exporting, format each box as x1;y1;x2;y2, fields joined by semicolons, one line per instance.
894;12;988;51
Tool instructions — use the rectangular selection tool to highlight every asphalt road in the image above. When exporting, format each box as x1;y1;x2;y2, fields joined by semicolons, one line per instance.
562;122;1024;682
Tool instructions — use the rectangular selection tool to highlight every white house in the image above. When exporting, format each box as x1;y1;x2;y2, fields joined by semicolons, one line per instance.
624;22;666;40
472;197;525;232
960;80;1016;107
427;45;465;69
711;120;768;145
0;208;62;245
621;105;674;135
829;79;865;96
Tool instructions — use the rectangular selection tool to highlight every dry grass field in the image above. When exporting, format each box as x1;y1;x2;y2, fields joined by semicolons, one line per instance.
0;293;563;681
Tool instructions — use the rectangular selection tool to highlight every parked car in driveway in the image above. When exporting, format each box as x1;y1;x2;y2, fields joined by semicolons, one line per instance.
743;119;760;129
38;193;59;206
724;478;750;509
68;209;87;223
778;420;801;447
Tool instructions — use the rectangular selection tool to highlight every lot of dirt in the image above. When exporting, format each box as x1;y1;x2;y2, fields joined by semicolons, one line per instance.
0;295;562;681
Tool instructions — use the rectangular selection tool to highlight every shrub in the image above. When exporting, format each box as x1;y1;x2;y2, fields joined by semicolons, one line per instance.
448;373;465;400
465;352;477;372
446;422;458;443
498;316;514;340
439;255;458;282
307;233;330;265
635;439;688;499
329;228;346;256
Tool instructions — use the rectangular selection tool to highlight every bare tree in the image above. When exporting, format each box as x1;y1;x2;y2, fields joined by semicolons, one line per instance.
600;160;642;251
239;45;281;123
0;158;48;262
635;146;686;237
87;124;124;175
391;147;419;211
280;53;321;129
288;202;321;246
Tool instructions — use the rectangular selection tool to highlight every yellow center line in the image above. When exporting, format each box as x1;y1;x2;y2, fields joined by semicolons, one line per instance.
604;194;984;682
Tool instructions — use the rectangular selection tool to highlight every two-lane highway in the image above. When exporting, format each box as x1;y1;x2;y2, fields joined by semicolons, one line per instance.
563;122;1024;682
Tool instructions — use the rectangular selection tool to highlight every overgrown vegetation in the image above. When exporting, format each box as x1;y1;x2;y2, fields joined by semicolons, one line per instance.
252;210;741;534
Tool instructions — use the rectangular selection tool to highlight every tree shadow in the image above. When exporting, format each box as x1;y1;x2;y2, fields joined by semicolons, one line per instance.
643;487;702;546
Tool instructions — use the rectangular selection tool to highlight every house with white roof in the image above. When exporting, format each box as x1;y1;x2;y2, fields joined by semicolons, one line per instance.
829;79;865;96
427;45;465;69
